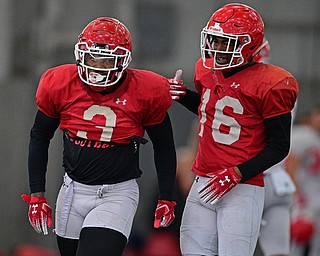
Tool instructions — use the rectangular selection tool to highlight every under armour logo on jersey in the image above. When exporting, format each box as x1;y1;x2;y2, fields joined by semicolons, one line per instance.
31;204;38;214
230;82;240;88
115;98;127;105
219;176;230;186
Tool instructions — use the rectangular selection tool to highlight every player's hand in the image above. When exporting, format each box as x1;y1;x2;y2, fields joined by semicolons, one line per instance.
167;69;186;100
21;194;52;235
154;200;176;228
198;167;241;204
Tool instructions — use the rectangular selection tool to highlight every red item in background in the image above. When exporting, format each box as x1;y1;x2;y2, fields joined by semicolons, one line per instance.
290;216;316;244
141;232;180;256
13;244;59;256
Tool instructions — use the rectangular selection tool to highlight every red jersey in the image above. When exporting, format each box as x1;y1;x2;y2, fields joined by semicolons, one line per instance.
193;59;298;186
36;64;172;144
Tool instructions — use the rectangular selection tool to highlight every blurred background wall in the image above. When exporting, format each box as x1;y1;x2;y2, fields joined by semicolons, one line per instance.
0;0;319;254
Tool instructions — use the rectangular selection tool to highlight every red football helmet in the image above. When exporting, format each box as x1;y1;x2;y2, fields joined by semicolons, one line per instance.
200;3;265;70
74;17;132;91
290;216;316;244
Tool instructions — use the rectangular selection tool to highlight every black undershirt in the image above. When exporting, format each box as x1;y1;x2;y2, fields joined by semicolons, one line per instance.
176;89;292;182
177;89;201;114
145;115;177;200
28;110;176;200
62;133;142;185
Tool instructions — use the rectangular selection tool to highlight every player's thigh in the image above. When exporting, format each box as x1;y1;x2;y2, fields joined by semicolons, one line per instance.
180;178;218;255
259;205;291;255
259;175;292;255
309;212;320;256
181;180;264;256
55;177;139;240
77;227;127;256
56;235;78;256
217;184;264;256
83;179;139;239
55;180;87;239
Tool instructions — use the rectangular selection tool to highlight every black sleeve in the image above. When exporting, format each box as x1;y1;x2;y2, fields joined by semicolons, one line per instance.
145;112;177;201
238;112;291;182
176;89;201;115
28;110;60;193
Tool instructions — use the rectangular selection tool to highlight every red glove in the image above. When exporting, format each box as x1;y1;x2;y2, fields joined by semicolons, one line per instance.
154;200;176;228
167;69;186;100
21;194;52;235
198;167;241;204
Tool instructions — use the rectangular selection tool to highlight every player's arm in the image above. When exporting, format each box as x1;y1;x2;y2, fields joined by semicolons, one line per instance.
22;109;59;235
145;112;177;228
176;89;201;114
237;112;292;181
145;112;176;200
28;110;60;193
168;70;201;114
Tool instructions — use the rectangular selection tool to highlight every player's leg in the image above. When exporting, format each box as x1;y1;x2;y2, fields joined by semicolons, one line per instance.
76;227;127;256
259;174;292;256
217;184;264;256
56;236;78;256
79;179;139;254
290;242;307;256
304;182;320;256
55;175;85;255
56;177;139;255
56;176;139;254
180;177;219;255
181;177;264;256
308;212;320;256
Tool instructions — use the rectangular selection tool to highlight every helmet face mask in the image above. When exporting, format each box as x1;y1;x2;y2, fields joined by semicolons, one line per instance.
200;3;264;71
201;30;251;70
74;17;132;91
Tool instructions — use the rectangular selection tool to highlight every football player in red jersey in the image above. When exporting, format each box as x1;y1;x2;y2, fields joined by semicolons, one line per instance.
168;3;298;256
21;17;177;256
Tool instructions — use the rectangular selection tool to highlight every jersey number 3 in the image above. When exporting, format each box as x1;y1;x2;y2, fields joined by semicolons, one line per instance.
76;105;116;142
